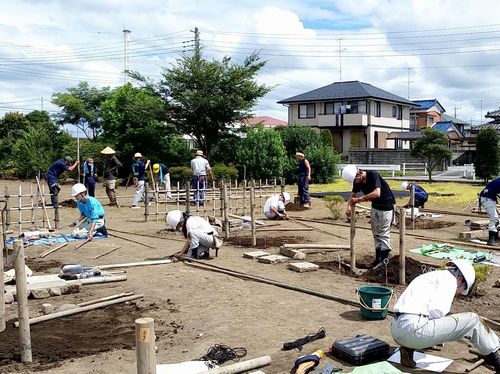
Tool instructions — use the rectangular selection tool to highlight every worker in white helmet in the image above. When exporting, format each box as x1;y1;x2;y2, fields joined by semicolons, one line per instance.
166;210;222;259
391;259;500;371
342;164;395;269
69;183;107;240
263;192;290;220
401;181;428;209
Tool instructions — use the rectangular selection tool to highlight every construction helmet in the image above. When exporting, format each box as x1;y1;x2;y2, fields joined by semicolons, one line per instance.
401;181;409;190
282;192;291;204
153;163;160;173
166;210;183;228
449;259;475;295
341;164;358;184
134;152;143;158
71;183;87;196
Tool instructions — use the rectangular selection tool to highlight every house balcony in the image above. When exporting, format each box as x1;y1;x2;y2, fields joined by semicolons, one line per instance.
317;113;368;128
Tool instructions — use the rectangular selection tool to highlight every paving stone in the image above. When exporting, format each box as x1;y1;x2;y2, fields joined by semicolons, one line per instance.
288;262;320;273
41;303;54;315
30;289;51;299
48;287;62;296
280;247;306;259
257;254;289;264
4;292;14;304
243;250;270;259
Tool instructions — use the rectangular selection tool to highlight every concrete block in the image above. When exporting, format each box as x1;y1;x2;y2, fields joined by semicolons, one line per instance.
280;247;306;260
257;254;289;264
41;303;54;315
4;292;14;304
48;287;62;296
30;289;51;299
459;230;486;239
288;262;320;273
243;250;270;259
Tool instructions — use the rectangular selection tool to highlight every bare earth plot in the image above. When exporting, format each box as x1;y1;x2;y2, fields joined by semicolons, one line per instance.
0;181;498;374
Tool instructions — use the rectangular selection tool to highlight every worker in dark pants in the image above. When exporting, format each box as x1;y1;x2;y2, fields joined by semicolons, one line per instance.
296;152;311;208
46;156;80;207
401;181;428;209
479;177;500;246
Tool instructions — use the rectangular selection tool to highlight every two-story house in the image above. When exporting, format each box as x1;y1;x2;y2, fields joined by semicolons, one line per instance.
410;99;445;130
277;81;414;155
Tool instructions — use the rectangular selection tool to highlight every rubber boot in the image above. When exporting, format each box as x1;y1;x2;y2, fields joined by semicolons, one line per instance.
370;248;381;268
400;347;416;368
485;350;500;372
373;249;390;270
487;231;497;246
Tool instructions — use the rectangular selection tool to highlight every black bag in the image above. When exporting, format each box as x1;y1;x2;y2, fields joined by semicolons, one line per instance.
331;334;390;366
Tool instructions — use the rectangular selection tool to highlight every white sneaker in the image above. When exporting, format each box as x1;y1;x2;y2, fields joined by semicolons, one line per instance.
131;205;140;209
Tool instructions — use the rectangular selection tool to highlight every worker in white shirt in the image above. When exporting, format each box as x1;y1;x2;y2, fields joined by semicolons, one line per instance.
391;259;500;371
166;210;222;259
263;192;290;220
190;150;213;207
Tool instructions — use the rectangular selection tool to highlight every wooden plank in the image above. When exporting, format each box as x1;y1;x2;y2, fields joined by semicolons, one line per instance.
282;243;350;250
98;259;172;270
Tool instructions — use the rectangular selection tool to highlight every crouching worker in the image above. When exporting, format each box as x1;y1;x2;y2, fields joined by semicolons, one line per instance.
401;181;428;209
70;183;108;240
391;259;500;371
263;192;290;220
166;210;222;259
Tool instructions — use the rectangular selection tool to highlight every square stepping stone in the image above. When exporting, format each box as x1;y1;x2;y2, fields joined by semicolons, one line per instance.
280;247;306;259
257;254;289;264
243;250;270;259
288;262;320;273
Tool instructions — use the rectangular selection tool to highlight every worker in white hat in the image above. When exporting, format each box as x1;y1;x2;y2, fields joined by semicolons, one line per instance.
100;146;122;206
69;183;107;240
131;152;146;208
296;152;311;208
263;192;290;220
190;150;212;207
401;181;428;209
166;210;223;259
342;164;395;269
391;259;500;371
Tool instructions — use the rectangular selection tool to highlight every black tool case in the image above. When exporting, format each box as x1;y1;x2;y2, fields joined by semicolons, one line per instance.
331;334;390;365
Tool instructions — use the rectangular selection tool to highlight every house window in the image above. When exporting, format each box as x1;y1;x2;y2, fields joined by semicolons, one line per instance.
427;115;434;125
410;116;417;131
375;102;381;117
392;106;397;118
397;105;402;120
348;100;366;114
324;102;342;115
299;103;315;119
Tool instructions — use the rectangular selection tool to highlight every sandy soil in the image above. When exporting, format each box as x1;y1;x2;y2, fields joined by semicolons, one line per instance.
0;180;499;374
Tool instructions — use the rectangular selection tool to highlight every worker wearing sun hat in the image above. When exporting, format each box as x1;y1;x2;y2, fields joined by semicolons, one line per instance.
190;150;212;207
131;152;146;208
101;146;122;206
391;259;500;371
342;164;395;269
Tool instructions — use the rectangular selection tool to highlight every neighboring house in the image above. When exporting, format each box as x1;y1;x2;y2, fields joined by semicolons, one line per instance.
242;116;288;128
277;80;414;155
410;99;445;131
471;109;500;136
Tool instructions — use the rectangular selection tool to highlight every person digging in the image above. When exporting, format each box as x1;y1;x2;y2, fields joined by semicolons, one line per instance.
70;183;108;241
263;192;290;220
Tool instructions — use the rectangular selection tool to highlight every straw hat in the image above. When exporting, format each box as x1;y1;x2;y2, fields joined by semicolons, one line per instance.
134;152;143;158
196;150;203;156
100;146;116;155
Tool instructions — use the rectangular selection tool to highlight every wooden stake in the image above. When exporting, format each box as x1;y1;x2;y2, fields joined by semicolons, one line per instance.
350;205;356;274
223;181;229;239
39;242;68;258
94;246;122;259
98;259;172;270
197;355;272;374
77;292;134;307
399;206;406;285
250;186;256;246
35;176;51;230
74;238;91;250
135;317;156;374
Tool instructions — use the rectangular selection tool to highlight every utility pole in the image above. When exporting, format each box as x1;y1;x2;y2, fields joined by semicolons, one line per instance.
406;68;413;100
40;97;44;111
453;105;461;118
123;28;131;84
191;27;200;60
480;99;484;125
338;38;345;82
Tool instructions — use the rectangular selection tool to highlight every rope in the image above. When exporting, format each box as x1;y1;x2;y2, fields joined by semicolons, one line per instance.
356;288;394;312
282;327;326;351
199;344;247;365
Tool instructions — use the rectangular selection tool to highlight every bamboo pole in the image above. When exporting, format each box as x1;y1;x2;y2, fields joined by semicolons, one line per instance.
35;176;51;230
399;206;406;285
223;181;229;239
135;317;156;374
197;355;272;374
283;244;350;249
212;181;217;217
39;242;68;258
94;246;122;259
13;239;32;363
98;259;172;270
288;217;346;240
18;185;22;231
106;227;185;242
144;182;149;222
185;181;190;215
77;292;134;307
30;185;35;227
74;238;91;250
250;186;256;246
350;205;356;274
0;204;4;332
107;230;156;249
5;186;10;230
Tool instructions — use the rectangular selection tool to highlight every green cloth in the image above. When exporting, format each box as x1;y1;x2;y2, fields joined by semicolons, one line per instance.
349;361;404;373
410;243;491;263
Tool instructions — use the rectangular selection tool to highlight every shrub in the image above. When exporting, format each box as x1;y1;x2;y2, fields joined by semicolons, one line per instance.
323;195;345;220
169;166;193;184
212;164;238;181
305;144;340;183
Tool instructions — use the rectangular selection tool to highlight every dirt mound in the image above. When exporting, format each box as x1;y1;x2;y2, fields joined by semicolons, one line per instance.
285;202;309;211
25;258;62;273
227;235;304;248
400;218;456;230
60;199;76;208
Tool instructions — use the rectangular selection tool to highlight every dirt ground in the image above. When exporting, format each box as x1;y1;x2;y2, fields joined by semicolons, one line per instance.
0;180;499;374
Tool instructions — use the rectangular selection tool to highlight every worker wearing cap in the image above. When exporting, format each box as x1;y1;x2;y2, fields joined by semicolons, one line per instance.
263;192;290;220
131;152;146;208
479;177;500;246
46;156;80;207
82;157;98;197
190;150;212;207
401;181;428;209
101;146;122;206
166;210;223;259
342;164;395;269
391;259;500;371
69;183;107;240
153;163;172;199
296;152;312;208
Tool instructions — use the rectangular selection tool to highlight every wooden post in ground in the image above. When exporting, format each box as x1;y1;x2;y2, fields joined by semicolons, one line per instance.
144;182;149;222
350;205;356;274
135;317;156;374
223;181;229;239
5;186;10;230
18;185;22;231
185;181;190;215
212;181;216;218
399;206;406;285
250;186;256;246
30;185;35;227
243;179;247;216
13;239;32;363
411;186;415;230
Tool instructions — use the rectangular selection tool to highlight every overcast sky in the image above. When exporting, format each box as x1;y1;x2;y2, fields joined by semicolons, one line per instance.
1;0;500;127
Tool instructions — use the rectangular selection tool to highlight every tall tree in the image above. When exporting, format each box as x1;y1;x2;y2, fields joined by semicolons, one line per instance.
475;127;500;182
52;82;111;140
410;127;452;182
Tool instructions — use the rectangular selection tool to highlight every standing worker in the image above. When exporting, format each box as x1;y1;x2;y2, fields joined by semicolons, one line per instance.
131;152;146;208
401;181;428;209
153;163;172;199
191;150;212;207
82;157;98;197
296;152;312;208
391;259;500;371
263;192;290;220
479;177;500;246
101;147;122;206
342;164;395;269
69;183;108;240
46;156;80;207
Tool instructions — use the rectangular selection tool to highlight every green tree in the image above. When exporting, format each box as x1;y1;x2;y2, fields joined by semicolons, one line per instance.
134;51;271;156
410;127;452;182
52;82;111;140
236;126;286;179
474;127;500;182
277;125;321;157
305;144;339;183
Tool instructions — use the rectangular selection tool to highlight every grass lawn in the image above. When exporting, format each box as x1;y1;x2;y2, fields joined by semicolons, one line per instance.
309;179;481;212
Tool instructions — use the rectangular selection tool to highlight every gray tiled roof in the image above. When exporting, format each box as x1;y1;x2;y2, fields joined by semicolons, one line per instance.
277;80;414;106
486;109;500;118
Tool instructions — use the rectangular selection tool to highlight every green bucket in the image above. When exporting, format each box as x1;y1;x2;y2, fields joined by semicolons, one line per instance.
356;286;393;320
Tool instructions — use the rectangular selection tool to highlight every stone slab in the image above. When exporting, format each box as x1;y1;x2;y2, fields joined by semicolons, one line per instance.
279;247;306;259
287;262;320;273
459;230;486;239
243;250;270;259
257;254;289;264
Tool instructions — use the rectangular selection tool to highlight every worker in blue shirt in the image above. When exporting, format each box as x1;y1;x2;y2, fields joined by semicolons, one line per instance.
131;152;146;208
480;177;500;246
46;156;79;207
82;157;97;197
70;183;107;240
401;181;428;209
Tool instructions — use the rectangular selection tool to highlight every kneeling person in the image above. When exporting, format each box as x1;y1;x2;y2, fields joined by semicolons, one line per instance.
167;210;222;259
263;192;290;220
70;183;107;240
